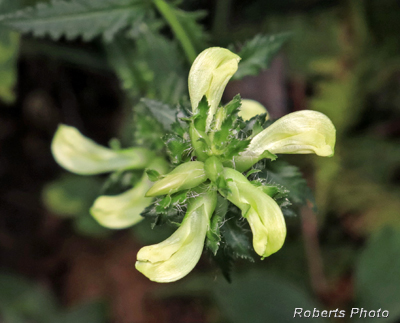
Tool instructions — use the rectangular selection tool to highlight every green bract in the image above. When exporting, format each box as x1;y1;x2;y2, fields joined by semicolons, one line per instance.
137;47;336;283
51;124;168;228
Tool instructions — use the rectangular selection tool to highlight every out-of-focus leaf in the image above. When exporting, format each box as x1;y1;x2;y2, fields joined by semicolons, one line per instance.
0;0;21;103
141;98;176;131
233;33;291;80
0;273;58;322
136;29;186;103
73;212;111;237
42;174;102;217
0;28;18;103
172;8;208;53
0;0;150;42
355;227;400;322
214;270;327;323
256;160;315;211
57;301;107;323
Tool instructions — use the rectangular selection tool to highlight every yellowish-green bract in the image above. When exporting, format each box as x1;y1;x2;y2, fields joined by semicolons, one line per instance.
136;47;336;283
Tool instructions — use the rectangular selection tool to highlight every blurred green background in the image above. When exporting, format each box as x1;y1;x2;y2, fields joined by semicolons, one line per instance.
1;0;400;322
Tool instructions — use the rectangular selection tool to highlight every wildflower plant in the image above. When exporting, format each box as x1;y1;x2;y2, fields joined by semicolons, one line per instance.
136;47;336;282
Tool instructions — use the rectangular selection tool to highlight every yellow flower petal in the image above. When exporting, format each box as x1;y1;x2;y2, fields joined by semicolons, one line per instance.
90;158;169;229
223;168;286;258
188;47;240;131
51;124;154;175
136;189;217;283
238;99;269;121
246;110;336;157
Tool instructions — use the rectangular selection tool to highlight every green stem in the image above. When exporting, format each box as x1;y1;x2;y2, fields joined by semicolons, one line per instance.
153;0;197;63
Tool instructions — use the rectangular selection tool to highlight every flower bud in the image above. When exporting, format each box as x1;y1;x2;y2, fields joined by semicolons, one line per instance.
51;125;154;175
189;47;241;131
145;161;207;197
136;189;217;282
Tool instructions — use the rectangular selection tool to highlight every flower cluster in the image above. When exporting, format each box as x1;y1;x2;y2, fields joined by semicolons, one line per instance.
51;47;335;283
135;47;336;282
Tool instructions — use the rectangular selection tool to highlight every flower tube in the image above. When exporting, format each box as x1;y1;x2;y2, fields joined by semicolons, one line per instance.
223;168;286;258
136;188;217;282
51;124;154;175
188;47;241;131
90;158;169;229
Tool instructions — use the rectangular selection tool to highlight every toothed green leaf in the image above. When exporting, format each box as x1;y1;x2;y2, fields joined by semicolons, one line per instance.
221;212;255;262
233;33;291;80
224;138;251;159
254;160;316;214
206;196;228;256
164;133;192;165
141;98;176;131
0;0;150;42
193;96;209;131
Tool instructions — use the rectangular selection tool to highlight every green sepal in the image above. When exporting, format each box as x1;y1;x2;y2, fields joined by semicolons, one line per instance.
164;133;192;165
206;196;228;256
189;123;210;161
212;95;242;150
204;156;224;183
145;169;163;182
193;96;209;132
216;176;231;197
224;138;251;159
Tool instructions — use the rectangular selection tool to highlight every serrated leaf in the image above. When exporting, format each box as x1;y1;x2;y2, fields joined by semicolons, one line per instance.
255;160;315;212
212;248;234;283
206;196;228;255
233;33;291;80
224;138;250;159
193;96;209;131
173;8;208;53
164;133;192;165
221;214;255;262
136;28;186;103
0;0;149;42
132;103;165;151
141;98;176;131
224;94;241;116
